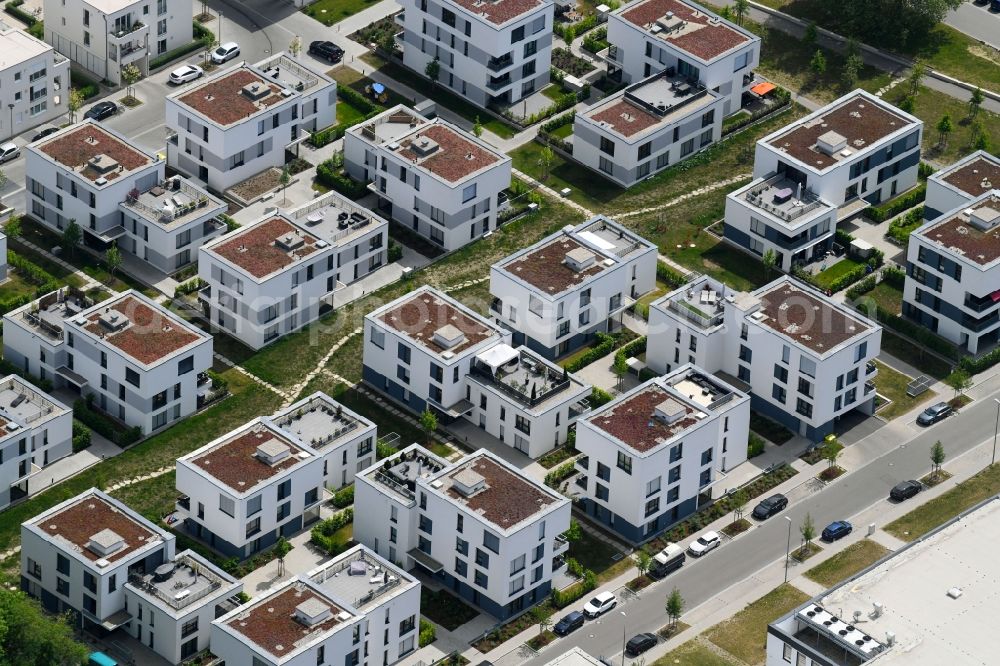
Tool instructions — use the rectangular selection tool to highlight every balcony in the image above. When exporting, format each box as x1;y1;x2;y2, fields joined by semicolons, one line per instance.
598;45;622;66
175;495;191;514
667;297;724;330
394;12;405;25
487;55;514;72
108;21;147;45
575;455;589;470
864;381;876;395
554;533;569;555
866;360;877;375
469;351;572;409
487;75;512;91
569;398;591;419
118;42;148;64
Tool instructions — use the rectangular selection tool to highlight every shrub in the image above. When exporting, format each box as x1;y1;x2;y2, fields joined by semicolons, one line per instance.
332;484;354;509
149;23;213;70
206;369;228;394
4;0;36;26
540;112;575;134
918;161;935;180
418;619;436;647
563;332;615;372
859;304;960;360
960;348;1000;375
845;275;877;300
0;358;52;392
885;206;925;245
748;432;765;458
551;569;597;608
310;508;354;555
387;241;403;263
590;386;613;408
74;397;142;447
316;159;367;199
544;461;576;488
835;228;855;247
720;92;792;135
656;261;688;288
863;184;926;223
173;277;204;298
881;265;906;289
72;420;92;453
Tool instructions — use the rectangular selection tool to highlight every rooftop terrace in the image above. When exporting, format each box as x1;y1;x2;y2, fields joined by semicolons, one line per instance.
588;381;702;453
188;421;311;493
733;174;833;227
127;550;238;614
287;190;387;249
377;289;502;358
450;0;547;25
365;446;449;504
177;67;288;127
7;288;90;342
272;393;374;453
0;375;68;438
470;345;589;411
585;72;716;139
918;194;1000;267
121;175;226;229
209;217;322;279
308;545;415;612
939;153;1000;198
37;122;153;185
754;279;870;354
619;0;752;61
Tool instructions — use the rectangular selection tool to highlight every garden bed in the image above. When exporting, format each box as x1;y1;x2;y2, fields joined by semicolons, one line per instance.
818;466;845;482
791;542;823;563
921;470;953;488
721;518;752;537
537;444;579;469
805;540;890;587
551;47;595;76
626;575;655;592
657;621;690;642
227;168;285;206
526;630;556;650
750;413;793;445
420;589;479;631
472;601;554;651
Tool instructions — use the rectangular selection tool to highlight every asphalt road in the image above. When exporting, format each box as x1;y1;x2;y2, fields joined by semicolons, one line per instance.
522;393;1000;665
945;2;1000;48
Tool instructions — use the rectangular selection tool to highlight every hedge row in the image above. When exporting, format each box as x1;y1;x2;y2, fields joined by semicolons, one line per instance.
310;508;354;555
4;251;62;315
316;160;368;199
331;484;354;509
960;348;1000;375
845;275;877;301
149;22;214;70
74;397;142;447
748;432;765;458
867;304;960;360
540;111;574;134
310;87;383;148
544;461;576;488
0;358;52;393
418;619;436;648
72;420;92;453
863;184;926;223
174;277;204;298
656;261;688;289
590;386;613;408
551;570;597;608
721;91;791;136
4;0;36;26
885;206;925;245
563;333;615;373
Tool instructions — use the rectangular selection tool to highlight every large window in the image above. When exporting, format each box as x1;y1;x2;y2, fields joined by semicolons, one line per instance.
483;531;500;554
599;137;615;156
616;452;632;474
219;494;235;517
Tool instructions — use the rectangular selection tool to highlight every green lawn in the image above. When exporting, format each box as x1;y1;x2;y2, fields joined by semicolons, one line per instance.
549;122;573;139
879;330;954;380
567;528;633;584
8;240;85;289
805;539;891;587
302;0;385;26
810;258;864;291
885;463;1000;542
541;84;565;103
652;639;740;666
864;281;903;315
0;270;41;303
336;99;367;127
873;360;937;421
703;584;810;665
329;65;414;110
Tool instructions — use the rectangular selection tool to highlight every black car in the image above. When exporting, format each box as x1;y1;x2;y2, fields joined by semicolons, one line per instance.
890;480;922;502
309;40;344;63
917;402;953;426
752;493;788;520
553;611;584;636
821;521;853;542
84;101;117;122
31;126;60;142
625;633;658;657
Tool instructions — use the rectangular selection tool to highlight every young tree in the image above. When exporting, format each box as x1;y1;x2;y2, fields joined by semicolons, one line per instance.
810;50;827;79
945;368;972;397
733;0;749;26
845;37;861;60
730;488;748;525
936;114;953;149
420;408;438;444
822;439;841;470
665;588;685;628
121;62;141;101
842;54;863;90
472;116;484;138
289;35;302;58
105;242;122;279
635;550;652;579
68;87;84;123
378;30;396;56
968;86;984;120
425;57;440;83
280;165;291;205
762;248;777;280
970;120;990;151
906;60;927;98
274;536;292;576
4;214;22;241
803;22;818;50
800;513;816;550
930;440;945;480
613;352;629;391
898;95;915;113
538;145;555;181
62;220;81;258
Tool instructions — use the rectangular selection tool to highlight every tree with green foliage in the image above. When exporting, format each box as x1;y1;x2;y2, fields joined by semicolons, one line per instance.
810;50;827;79
472;116;484;138
538;145;555;181
936;114;953;149
121;62;141;101
907;60;927;98
803;22;818;50
842;53;863;90
613;351;629;391
970;120;990;151
425;57;440;83
378;30;396;56
289;35;302;57
833;0;962;51
800;512;816;550
0;587;89;665
730;488;748;525
62;220;81;258
762;248;777;280
105;242;122;279
898;95;915;113
945;368;972;397
68;87;84;123
665;588;685;627
930;440;945;480
280;165;291;205
636;550;652;578
564;519;583;542
275;536;293;576
420;408;438;444
4;214;22;240
968;87;984;120
733;0;749;26
823;439;841;470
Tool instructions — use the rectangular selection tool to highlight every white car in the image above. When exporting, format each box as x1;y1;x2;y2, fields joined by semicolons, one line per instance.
169;64;204;85
0;142;19;163
687;530;721;557
211;42;240;64
582;591;617;618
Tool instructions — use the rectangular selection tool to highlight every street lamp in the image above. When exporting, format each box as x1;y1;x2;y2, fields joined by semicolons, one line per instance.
784;516;793;583
218;10;223;45
992;398;1000;466
620;610;628;666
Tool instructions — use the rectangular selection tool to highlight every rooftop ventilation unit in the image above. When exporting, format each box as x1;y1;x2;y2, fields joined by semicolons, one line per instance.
276;232;305;251
88;153;120;174
256;438;292;465
451;468;486;497
241;82;270;101
95;177;108;187
99;310;129;332
968;205;1000;231
433;324;466;350
816;131;848;156
564;247;597;272
410;135;440;157
294;598;332;627
654;398;686;424
87;528;125;557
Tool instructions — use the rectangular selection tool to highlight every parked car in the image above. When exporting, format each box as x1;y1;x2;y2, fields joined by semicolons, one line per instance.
917;402;953;426
890;480;922;502
0;142;19;163
553;610;585;636
625;633;658;657
30;125;59;142
648;542;685;579
821;520;853;542
583;591;617;618
211;42;241;64
88;653;118;666
688;530;721;557
308;40;344;63
83;101;117;121
752;493;788;520
169;64;204;85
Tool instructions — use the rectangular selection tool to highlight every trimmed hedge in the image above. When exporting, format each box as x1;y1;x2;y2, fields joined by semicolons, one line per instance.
70;71;100;100
540;111;574;134
310;508;354;555
868;305;960;360
721;90;791;136
960;348;1000;375
4;0;36;26
882;265;906;289
316;159;367;199
74;397;142;447
885;206;925;245
331;484;354;509
845;275;877;301
4;251;62;314
563;332;615;372
72;420;92;453
590;386;613;408
418;618;436;647
311;87;382;148
748;432;765;458
656;261;688;288
551;570;597;608
149;22;214;70
0;358;52;392
544;461;576;488
174;277;204;298
863;184;926;223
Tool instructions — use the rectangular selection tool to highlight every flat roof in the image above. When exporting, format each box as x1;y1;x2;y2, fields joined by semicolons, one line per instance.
449;0;547;25
120;175;225;229
222;581;350;661
28;490;166;564
127;550;238;614
789;497;1000;665
0;375;69;440
272;392;375;453
543;647;607;666
308;545;417;612
429;453;563;531
0;26;52;65
917;193;1000;267
286;190;387;251
36;121;154;185
503;236;604;293
361;445;449;505
753;279;871;354
208;216;322;280
5;288;90;342
730;174;834;229
71;291;207;366
765;91;917;171
938;152;1000;198
587;380;703;453
82;0;145;14
618;0;753;62
470;345;590;412
374;287;503;358
187;420;312;493
584;72;718;140
177;67;289;127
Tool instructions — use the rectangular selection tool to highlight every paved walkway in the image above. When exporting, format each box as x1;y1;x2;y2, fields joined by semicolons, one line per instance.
14;237;102;291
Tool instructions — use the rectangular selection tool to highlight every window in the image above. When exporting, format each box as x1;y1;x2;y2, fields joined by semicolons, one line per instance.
522;60;536;77
27;558;41;579
397;366;410;384
510;554;526;574
454;558;467;577
796;398;813;418
181;617;199;638
657;152;670;169
774;365;788;382
855;341;868;362
474;570;488;588
370;327;385;349
772;384;786;403
533;543;545;563
669;442;683;463
847;368;859;384
799;356;816;378
57;577;70;597
483;531;500;554
84;571;96;593
595;483;609;501
750;217;767;237
398;343;411;364
419;514;433;534
430;363;443;382
680;138;695;157
524;40;537;57
247;494;262;516
125;367;140;387
511;25;525;43
596;462;610;481
246;517;261;538
462;183;477;203
701;448;713;466
83;594;96;614
557;320;570;338
579;309;591;326
599;136;615;156
277;479;291;500
456;537;468;555
637;162;650;179
646;476;661;496
509;576;525;595
638;141;651;159
57;553;70;575
798;377;813;398
645;497;660;517
219;494;235;517
515;415;531;435
475;548;489;567
616;451;632;474
178;355;194;375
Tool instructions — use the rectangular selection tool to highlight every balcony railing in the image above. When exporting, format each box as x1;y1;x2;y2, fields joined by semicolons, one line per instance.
864;381;876;395
554;534;569;554
487;75;512;91
487;55;514;72
866;360;877;375
667;298;724;329
109;21;145;40
394;12;405;24
469;361;571;408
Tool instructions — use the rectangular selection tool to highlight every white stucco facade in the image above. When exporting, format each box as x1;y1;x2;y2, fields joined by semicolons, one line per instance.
0;27;69;141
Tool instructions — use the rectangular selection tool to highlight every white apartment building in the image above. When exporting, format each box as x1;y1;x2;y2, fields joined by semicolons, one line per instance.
0;374;72;510
21;488;176;634
271;391;378;491
574;366;749;543
647;275;882;441
903;191;1000;355
175;418;324;559
3;289;213;434
198;197;388;349
44;0;192;85
166;53;336;192
603;0;760;115
490;216;657;358
25;121;228;275
123;549;243;664
344;105;511;252
924;150;1000;221
574;70;725;187
212;545;421;666
363;286;591;458
397;0;553;108
354;446;570;619
0;26;69;141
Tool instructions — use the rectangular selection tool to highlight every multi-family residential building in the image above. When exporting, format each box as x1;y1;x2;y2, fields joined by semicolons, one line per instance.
44;0;192;85
0;375;72;510
344;105;511;252
574;366;749;543
197;196;388;349
354;446;570;619
0;26;69;141
574;70;725;186
25;121;228;275
490;216;657;358
3;288;213;434
175;418;324;559
363;286;590;457
166;53;336;192
271;391;378;491
211;545;421;666
544;647;608;666
902;191;1000;355
766;496;1000;666
123;549;243;664
602;0;760;115
648;275;882;440
923;150;1000;220
21;488;176;633
396;0;554;108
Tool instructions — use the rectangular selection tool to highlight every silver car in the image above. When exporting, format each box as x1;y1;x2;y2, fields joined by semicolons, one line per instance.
169;64;204;85
0;142;19;163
